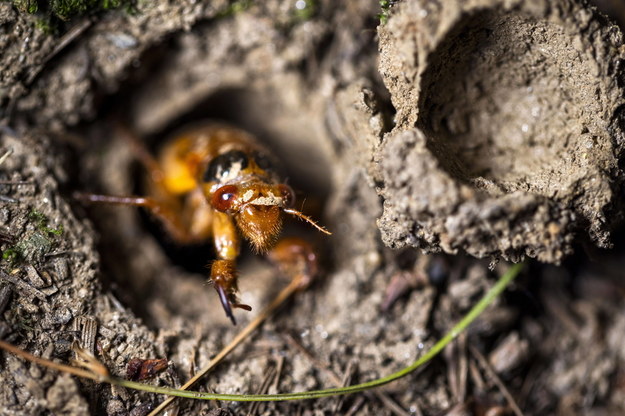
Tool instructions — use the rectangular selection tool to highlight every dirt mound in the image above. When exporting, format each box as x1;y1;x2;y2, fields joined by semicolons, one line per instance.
377;0;625;263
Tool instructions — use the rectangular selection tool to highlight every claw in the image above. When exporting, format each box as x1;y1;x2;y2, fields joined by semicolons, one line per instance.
215;284;237;325
233;303;252;311
210;259;252;325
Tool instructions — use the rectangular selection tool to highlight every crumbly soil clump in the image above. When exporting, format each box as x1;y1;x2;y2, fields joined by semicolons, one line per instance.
377;0;625;263
1;1;625;415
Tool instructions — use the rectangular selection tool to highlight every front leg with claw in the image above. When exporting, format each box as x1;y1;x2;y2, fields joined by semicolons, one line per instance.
210;210;251;325
209;259;251;325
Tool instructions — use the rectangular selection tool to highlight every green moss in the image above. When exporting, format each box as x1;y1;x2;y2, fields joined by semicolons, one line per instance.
16;316;35;332
34;17;55;33
379;0;399;25
11;305;36;332
28;209;64;236
217;0;252;18
12;0;38;13
2;248;18;263
215;0;315;28
49;0;89;17
7;0;136;21
291;0;315;22
2;230;53;265
1;210;63;266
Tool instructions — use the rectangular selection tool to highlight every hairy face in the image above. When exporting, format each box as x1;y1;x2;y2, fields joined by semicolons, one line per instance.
235;205;282;252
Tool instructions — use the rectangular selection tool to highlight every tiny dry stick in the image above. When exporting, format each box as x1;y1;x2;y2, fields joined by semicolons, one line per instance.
148;277;303;416
0;270;48;301
469;345;524;416
25;19;93;85
0;148;13;166
0;339;106;382
247;366;277;416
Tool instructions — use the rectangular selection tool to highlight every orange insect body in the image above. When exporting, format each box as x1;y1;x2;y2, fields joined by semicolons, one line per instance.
106;124;329;324
155;125;293;248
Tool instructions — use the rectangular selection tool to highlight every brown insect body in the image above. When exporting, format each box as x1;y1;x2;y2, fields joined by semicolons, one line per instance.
77;123;329;325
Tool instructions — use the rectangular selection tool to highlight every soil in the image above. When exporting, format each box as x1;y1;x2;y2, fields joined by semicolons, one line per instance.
1;0;625;415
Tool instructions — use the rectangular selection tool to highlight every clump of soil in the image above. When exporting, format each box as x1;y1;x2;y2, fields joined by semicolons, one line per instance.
377;0;625;263
1;1;625;415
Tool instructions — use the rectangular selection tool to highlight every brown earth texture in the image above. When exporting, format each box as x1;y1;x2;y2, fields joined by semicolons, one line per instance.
2;0;625;415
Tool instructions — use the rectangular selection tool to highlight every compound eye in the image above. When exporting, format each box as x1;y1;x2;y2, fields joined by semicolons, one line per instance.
278;184;295;208
212;185;239;212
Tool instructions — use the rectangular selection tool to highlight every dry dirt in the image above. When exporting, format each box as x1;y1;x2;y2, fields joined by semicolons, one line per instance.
2;0;625;415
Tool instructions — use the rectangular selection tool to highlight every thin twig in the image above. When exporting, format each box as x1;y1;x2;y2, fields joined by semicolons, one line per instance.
344;396;366;416
410;400;424;416
518;361;541;411
446;332;468;403
272;355;285;393
283;333;341;385
0;339;105;381
332;359;355;415
469;345;524;416
0;285;12;314
0;149;13;166
0;270;48;301
375;392;411;416
25;19;93;85
0;195;18;203
0;180;32;185
247;366;277;416
147;277;303;416
469;359;485;392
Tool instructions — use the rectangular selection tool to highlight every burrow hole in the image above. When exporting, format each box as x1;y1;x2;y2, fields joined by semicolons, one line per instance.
417;10;610;197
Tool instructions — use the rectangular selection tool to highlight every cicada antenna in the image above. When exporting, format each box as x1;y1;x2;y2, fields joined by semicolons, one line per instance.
283;208;331;235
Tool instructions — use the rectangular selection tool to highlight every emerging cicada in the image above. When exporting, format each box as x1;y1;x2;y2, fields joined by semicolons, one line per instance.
76;123;329;324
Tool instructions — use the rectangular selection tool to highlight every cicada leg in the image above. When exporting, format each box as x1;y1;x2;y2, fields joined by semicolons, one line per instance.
267;237;319;290
115;123;165;187
72;192;199;244
209;211;251;325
